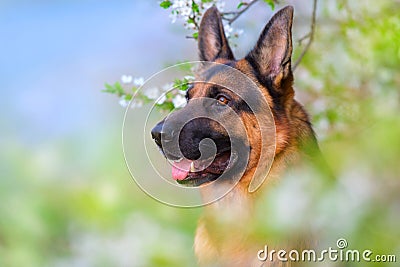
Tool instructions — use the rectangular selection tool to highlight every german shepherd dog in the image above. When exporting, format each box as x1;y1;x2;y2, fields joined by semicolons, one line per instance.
152;5;321;267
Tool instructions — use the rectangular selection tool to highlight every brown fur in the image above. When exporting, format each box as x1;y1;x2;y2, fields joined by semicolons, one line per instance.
191;6;319;267
192;61;313;267
151;5;322;267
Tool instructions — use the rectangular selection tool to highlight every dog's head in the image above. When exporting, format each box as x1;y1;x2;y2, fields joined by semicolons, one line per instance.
152;6;298;187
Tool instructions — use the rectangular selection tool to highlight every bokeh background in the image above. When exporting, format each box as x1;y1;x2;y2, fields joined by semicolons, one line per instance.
1;0;399;266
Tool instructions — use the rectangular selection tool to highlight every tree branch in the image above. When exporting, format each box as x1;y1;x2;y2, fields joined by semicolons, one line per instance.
223;0;260;25
190;0;200;30
293;0;318;71
297;32;311;46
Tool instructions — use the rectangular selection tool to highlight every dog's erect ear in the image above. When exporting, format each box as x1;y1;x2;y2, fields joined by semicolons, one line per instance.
198;6;234;61
246;6;293;87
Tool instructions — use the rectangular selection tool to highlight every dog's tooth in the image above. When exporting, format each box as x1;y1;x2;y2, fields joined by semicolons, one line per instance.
190;162;196;172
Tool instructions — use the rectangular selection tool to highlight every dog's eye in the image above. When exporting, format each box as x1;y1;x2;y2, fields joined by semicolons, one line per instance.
216;94;230;105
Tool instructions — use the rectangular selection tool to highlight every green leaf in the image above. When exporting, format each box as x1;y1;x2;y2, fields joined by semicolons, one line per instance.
192;2;199;13
131;86;138;93
102;82;125;97
176;61;193;73
192;32;198;39
156;101;175;112
165;91;173;100
201;0;213;3
237;2;245;9
103;83;115;93
142;95;153;104
160;0;172;9
113;82;125;96
263;0;275;10
173;78;192;91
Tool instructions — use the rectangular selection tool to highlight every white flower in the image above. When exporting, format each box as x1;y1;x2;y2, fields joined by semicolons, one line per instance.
224;24;233;38
131;100;143;108
172;94;186;108
119;97;129;107
167;0;226;28
144;87;159;100
172;0;186;8
171;0;191;22
121;75;133;84
133;77;144;87
157;94;167;105
180;6;192;17
184;75;195;80
162;82;174;92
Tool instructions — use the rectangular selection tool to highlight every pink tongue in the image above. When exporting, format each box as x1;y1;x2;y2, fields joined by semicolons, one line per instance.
171;159;192;181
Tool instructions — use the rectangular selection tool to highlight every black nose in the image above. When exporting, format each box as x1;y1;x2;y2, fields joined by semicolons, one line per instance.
151;121;164;147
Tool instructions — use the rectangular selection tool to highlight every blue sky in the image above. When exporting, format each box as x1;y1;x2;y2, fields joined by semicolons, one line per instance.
0;0;195;146
0;0;304;148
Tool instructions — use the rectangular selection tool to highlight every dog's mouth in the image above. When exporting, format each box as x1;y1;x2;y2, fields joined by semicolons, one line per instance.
171;150;234;187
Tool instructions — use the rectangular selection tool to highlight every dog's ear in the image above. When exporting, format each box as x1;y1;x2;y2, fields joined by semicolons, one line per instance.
198;6;234;61
246;6;293;88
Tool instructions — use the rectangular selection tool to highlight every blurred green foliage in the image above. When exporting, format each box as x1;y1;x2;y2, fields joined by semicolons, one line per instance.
0;134;201;266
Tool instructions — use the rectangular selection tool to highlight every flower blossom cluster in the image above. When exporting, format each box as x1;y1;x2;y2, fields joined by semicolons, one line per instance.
163;0;243;39
118;75;192;110
168;0;225;28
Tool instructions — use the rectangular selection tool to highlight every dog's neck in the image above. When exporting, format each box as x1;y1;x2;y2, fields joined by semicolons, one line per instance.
194;110;319;265
202;181;254;218
201;140;301;211
194;151;299;266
